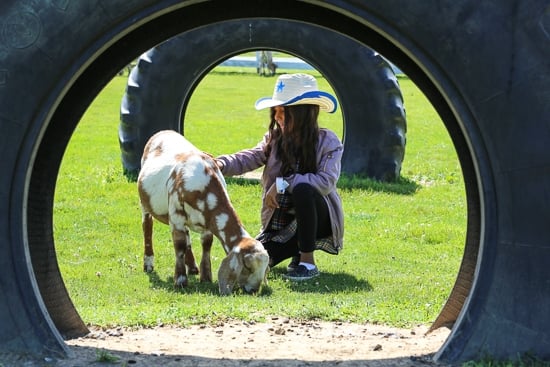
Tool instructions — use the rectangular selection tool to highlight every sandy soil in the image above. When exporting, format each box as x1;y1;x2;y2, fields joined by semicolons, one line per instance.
37;319;454;367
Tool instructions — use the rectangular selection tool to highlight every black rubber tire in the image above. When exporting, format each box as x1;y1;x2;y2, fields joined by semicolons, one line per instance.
1;1;549;364
119;19;406;181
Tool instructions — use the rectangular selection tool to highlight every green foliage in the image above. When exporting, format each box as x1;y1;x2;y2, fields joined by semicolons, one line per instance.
463;353;550;367
54;69;465;330
95;349;120;363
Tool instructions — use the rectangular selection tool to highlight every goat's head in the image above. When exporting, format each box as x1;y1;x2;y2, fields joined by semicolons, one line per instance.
218;237;269;295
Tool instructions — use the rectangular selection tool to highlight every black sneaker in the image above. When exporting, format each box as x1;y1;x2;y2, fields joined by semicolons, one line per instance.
287;255;301;272
283;265;320;281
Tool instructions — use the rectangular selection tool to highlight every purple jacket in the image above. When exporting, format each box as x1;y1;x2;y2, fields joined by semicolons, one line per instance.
217;128;344;252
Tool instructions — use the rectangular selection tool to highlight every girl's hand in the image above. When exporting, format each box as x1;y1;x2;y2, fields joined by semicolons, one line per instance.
266;182;280;209
214;158;224;171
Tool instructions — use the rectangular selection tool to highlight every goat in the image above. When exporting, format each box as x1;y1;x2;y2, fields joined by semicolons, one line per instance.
137;130;269;295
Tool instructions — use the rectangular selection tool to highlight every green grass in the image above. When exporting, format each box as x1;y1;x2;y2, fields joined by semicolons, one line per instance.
463;353;550;367
95;349;120;363
54;69;465;329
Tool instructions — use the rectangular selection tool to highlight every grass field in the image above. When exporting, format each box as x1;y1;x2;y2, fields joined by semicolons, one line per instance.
54;67;466;329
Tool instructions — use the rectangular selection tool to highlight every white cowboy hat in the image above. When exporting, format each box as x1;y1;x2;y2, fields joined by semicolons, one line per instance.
255;73;338;113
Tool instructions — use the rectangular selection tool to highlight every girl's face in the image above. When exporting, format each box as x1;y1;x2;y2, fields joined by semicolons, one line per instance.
274;106;285;132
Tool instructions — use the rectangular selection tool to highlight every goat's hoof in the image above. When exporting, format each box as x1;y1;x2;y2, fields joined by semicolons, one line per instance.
242;285;259;295
143;256;154;273
218;287;232;296
187;265;199;275
174;275;188;288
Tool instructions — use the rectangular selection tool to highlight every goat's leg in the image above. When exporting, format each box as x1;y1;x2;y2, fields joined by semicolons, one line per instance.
172;228;190;288
185;242;199;275
142;212;155;272
199;232;214;282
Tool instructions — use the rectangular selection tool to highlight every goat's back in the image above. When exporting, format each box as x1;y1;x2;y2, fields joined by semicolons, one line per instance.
138;130;225;221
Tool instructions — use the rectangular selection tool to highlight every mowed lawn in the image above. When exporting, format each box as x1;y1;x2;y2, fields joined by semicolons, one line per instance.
54;68;466;328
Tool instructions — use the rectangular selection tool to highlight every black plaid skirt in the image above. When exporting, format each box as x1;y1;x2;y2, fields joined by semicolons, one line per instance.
256;192;339;255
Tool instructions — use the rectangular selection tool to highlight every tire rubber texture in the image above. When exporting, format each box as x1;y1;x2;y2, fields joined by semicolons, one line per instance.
119;20;406;181
0;1;549;364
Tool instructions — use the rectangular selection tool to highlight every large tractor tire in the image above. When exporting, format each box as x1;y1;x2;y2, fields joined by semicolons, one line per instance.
119;20;406;181
0;1;549;364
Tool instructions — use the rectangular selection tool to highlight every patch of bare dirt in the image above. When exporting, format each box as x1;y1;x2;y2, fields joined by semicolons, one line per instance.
50;319;452;366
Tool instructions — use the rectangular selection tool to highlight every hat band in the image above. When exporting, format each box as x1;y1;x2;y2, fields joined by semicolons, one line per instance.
255;90;337;113
283;91;337;108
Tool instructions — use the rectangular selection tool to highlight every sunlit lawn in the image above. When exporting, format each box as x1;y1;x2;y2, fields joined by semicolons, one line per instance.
54;68;465;328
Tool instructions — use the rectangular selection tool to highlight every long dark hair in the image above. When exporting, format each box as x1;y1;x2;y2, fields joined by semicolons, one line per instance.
265;104;320;175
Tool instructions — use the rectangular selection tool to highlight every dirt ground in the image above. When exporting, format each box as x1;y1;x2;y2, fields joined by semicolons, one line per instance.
30;318;455;367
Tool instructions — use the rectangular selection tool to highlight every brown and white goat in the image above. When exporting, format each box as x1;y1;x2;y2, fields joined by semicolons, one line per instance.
137;130;269;295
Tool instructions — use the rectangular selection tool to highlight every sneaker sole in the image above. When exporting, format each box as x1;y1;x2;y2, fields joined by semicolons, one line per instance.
282;272;320;281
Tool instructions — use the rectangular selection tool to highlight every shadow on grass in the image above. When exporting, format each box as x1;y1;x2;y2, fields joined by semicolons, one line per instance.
225;176;262;186
146;271;218;295
269;267;372;294
146;268;367;296
146;270;274;296
226;174;420;195
337;174;419;195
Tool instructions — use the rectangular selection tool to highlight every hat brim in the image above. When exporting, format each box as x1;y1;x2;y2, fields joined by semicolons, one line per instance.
255;91;338;113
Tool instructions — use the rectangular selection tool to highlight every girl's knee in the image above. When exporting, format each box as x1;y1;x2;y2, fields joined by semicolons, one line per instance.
293;182;314;196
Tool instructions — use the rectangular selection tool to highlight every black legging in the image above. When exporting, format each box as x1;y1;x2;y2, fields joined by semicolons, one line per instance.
263;183;332;266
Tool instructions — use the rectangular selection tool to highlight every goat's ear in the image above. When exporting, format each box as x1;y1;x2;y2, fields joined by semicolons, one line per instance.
217;251;242;296
243;252;270;286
